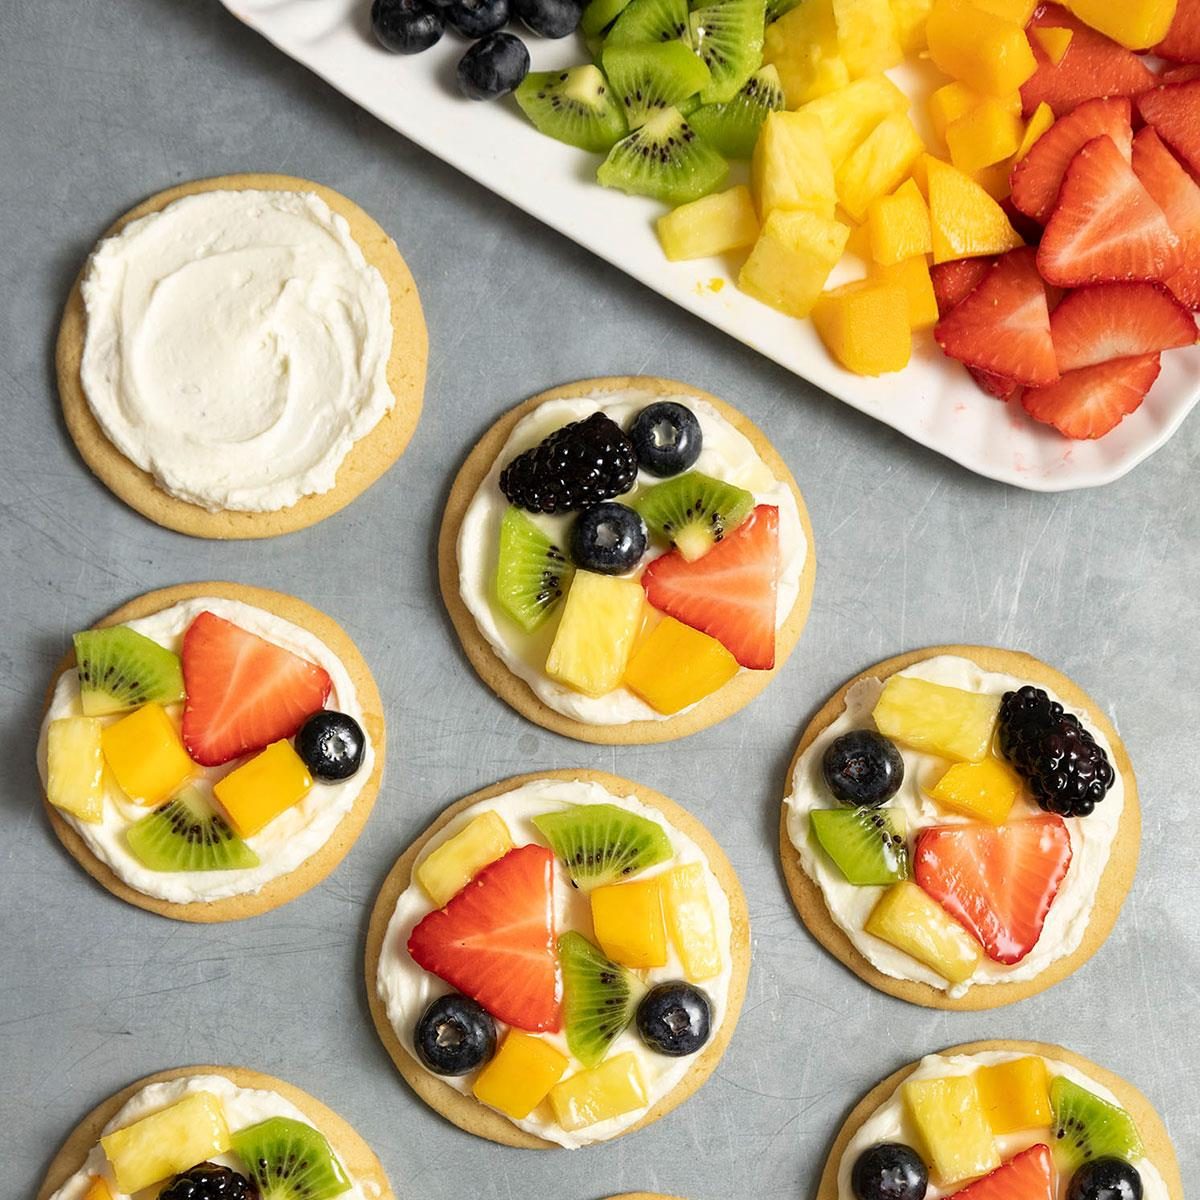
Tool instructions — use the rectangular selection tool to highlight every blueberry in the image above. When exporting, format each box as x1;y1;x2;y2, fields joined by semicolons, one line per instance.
444;0;509;38
512;0;583;37
414;994;497;1075
629;402;703;477
456;32;530;99
1068;1159;1143;1200
636;983;711;1057
851;1144;929;1200
371;0;445;53
296;711;366;782
570;502;647;575
822;729;904;808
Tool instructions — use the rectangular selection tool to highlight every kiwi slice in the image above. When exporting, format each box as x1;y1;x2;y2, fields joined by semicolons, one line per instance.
1050;1077;1145;1175
494;506;574;633
687;64;784;158
602;42;713;129
634;470;754;561
764;0;803;22
809;808;909;887
516;65;629;152
582;0;633;37
73;626;185;717
126;786;260;872
560;931;647;1066
232;1116;350;1200
597;106;728;205
689;0;765;104
533;802;672;889
605;0;690;46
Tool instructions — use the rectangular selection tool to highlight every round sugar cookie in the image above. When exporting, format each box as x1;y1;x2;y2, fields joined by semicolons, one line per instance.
438;376;815;744
816;1041;1181;1200
365;768;751;1149
779;646;1139;1010
56;173;427;539
36;1065;394;1200
41;582;386;922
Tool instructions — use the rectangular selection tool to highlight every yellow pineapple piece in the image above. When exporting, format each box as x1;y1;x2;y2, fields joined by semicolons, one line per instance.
836;112;925;221
873;674;1001;761
662;862;723;980
46;716;104;822
624;616;739;715
890;0;934;51
975;1056;1053;1134
832;0;903;76
1015;101;1055;163
925;156;1024;262
903;1075;1001;1185
812;281;913;375
101;1092;231;1194
545;571;644;699
971;0;1036;20
738;209;851;317
865;881;984;984
1032;24;1074;63
946;97;1024;174
926;0;1038;96
549;1052;649;1131
801;76;909;170
1061;0;1176;49
927;756;1022;823
867;178;932;265
873;255;940;330
657;186;759;261
83;1179;114;1200
752;111;837;221
417;811;514;907
591;876;667;968
763;0;851;107
213;739;312;838
100;703;193;807
472;1031;568;1119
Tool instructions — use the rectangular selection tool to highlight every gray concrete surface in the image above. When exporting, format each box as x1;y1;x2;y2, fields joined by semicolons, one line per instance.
1;2;1197;1197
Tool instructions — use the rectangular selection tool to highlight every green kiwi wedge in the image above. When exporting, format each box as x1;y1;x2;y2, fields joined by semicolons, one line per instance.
634;470;754;561
581;0;633;37
73;626;185;717
689;0;765;104
764;0;804;22
533;802;672;889
515;65;628;152
494;506;574;633
809;808;909;887
559;931;647;1066
602;42;713;128
605;0;690;46
1050;1077;1145;1174
231;1116;351;1200
126;787;260;872
597;106;728;205
687;64;784;157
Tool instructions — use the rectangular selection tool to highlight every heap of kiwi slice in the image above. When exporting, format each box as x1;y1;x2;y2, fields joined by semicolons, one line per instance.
515;65;628;152
73;626;185;717
232;1116;350;1200
809;808;909;887
560;931;647;1066
533;802;672;889
602;42;713;128
1050;1077;1145;1174
688;63;784;157
604;0;690;45
689;0;765;103
126;787;260;872
634;470;754;561
494;506;575;633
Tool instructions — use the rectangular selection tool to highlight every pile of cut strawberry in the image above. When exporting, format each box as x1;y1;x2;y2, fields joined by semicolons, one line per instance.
933;2;1200;440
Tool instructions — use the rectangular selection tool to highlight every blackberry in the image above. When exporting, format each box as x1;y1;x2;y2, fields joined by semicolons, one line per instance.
159;1163;257;1200
998;685;1115;818
500;412;638;513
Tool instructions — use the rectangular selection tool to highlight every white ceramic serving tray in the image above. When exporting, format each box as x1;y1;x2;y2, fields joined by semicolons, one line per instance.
223;0;1199;490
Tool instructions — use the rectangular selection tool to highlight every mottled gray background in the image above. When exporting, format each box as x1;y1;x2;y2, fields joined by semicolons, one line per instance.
2;3;1197;1198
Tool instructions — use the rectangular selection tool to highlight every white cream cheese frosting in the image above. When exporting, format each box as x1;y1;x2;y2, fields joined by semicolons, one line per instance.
837;1050;1168;1200
376;777;735;1149
79;189;395;512
48;1073;375;1200
36;596;375;904
456;389;807;724
784;656;1124;997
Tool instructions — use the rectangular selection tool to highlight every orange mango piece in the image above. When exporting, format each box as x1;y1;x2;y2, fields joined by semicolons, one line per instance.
1032;25;1073;63
946;97;1024;174
623;616;739;715
872;255;940;329
590;877;667;968
868;178;933;265
213;739;312;838
1015;101;1055;163
926;756;1022;824
100;703;193;807
472;1031;568;1119
926;0;1037;96
975;1055;1054;1134
925;156;1025;262
813;280;913;375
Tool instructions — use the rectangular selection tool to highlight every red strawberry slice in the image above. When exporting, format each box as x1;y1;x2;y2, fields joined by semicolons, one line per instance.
1156;0;1200;64
915;816;1073;965
1050;283;1196;370
931;258;994;316
408;844;561;1033
947;1146;1055;1200
1133;126;1200;309
1022;5;1157;118
1161;65;1200;83
1010;96;1133;223
181;611;332;766
1022;354;1161;438
1038;136;1183;287
934;249;1059;386
970;369;1022;401
641;504;778;670
1138;79;1200;177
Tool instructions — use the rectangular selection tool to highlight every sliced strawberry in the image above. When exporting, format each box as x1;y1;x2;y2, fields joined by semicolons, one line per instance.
1138;79;1200;177
641;504;778;670
1050;283;1196;370
1038;136;1183;287
1156;0;1200;64
947;1146;1055;1200
1000;196;1044;246
1010;96;1133;223
931;258;994;316
915;816;1072;965
935;249;1059;386
408;844;561;1033
181;611;332;766
1022;5;1157;118
1133;126;1200;309
970;368;1022;401
1022;354;1162;438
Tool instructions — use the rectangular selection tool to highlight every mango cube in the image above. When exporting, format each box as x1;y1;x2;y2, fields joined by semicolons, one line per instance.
417;811;514;907
763;0;850;107
624;616;739;715
975;1056;1053;1134
1061;0;1176;49
812;281;913;375
873;256;940;329
833;0;903;77
101;1091;231;1194
929;81;981;144
213;739;312;838
800;75;909;169
925;156;1024;263
752;110;837;221
890;0;934;51
591;876;667;968
971;0;1036;20
738;209;851;317
946;97;1024;174
657;186;759;261
549;1052;649;1131
83;1180;114;1200
926;0;1037;96
972;161;1014;201
47;716;104;822
1015;102;1055;163
545;571;645;699
873;674;1001;761
865;881;984;984
927;757;1022;824
836;111;925;221
903;1075;1001;1185
1032;25;1073;64
867;178;932;265
100;703;193;807
472;1031;568;1119
662;862;723;980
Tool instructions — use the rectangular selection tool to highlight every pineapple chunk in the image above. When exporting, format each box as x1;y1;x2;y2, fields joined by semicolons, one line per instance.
927;757;1021;824
836;112;925;221
46;716;104;822
925;156;1024;263
473;1030;568;1119
763;0;850;107
812;281;913;375
873;674;1000;761
867;178;932;266
975;1056;1053;1135
624;616;739;715
545;571;644;698
1032;24;1073;63
662;862;723;980
833;0;904;76
549;1052;649;1131
657;186;759;261
865;881;983;984
1062;0;1176;49
903;1075;1001;1185
872;256;940;330
417;811;514;907
101;1092;231;1195
752;111;837;221
926;0;1037;96
946;98;1024;174
591;876;667;968
738;209;851;317
1015;102;1055;163
800;75;909;169
890;0;934;51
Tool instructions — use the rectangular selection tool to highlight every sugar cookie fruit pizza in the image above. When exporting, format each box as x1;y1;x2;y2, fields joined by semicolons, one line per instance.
781;646;1138;1008
37;583;385;921
366;770;750;1148
439;376;814;744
